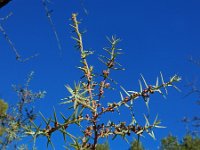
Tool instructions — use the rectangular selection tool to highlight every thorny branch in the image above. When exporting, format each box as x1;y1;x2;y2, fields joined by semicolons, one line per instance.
22;13;181;150
0;9;183;149
0;72;46;150
71;13;94;101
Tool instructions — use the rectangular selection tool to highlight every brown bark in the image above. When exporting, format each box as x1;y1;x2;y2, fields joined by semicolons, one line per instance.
0;0;11;8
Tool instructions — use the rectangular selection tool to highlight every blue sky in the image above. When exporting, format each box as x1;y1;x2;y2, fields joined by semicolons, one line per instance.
1;0;200;149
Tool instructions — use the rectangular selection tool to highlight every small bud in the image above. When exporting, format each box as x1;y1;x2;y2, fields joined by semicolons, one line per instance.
143;93;150;98
132;92;139;97
102;70;109;77
105;128;110;133
100;90;104;95
150;89;154;94
54;122;59;127
101;107;105;112
107;61;114;68
104;83;110;88
143;89;148;93
96;103;101;107
113;102;118;107
148;85;152;89
124;96;129;102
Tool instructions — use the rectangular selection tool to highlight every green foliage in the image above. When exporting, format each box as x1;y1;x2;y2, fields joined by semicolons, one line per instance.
127;134;200;150
160;134;200;150
0;99;8;136
180;135;200;150
96;142;110;150
160;135;180;150
0;99;8;115
129;139;144;150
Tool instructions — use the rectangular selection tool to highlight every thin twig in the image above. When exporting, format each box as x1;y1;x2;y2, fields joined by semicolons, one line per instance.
42;0;62;55
0;12;12;21
189;56;200;67
0;14;39;62
80;0;88;15
0;23;21;60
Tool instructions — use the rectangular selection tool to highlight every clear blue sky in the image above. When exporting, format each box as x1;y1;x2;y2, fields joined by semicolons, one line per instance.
1;0;200;149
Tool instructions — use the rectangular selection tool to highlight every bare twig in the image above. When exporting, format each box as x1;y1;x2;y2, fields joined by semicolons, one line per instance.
80;0;88;15
0;12;12;21
0;13;39;62
0;23;21;59
0;24;39;62
189;56;200;67
42;0;62;55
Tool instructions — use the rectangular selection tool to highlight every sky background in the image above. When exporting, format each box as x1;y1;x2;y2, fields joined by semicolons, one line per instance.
1;0;200;149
